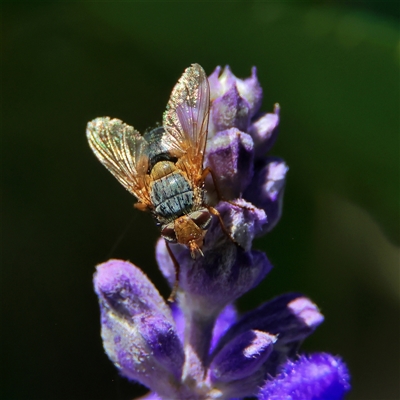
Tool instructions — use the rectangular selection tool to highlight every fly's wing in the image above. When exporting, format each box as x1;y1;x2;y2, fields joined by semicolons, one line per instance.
163;63;210;179
86;117;152;207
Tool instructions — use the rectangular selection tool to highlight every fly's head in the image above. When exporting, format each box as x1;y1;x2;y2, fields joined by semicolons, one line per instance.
161;208;212;258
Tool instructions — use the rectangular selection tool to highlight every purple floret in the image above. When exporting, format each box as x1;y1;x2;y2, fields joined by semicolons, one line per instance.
258;353;351;400
93;260;187;398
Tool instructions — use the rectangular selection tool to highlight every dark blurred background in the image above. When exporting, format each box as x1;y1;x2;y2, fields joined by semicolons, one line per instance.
1;2;399;399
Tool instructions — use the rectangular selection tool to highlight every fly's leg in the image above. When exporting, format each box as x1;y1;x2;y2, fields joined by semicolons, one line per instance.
206;206;241;248
199;167;254;249
165;241;180;303
198;167;224;202
198;170;241;247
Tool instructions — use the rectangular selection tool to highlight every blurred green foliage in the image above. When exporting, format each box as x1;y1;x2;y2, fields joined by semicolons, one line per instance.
2;2;399;400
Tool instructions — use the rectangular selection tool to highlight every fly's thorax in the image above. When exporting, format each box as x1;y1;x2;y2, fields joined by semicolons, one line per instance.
149;161;177;181
144;127;179;172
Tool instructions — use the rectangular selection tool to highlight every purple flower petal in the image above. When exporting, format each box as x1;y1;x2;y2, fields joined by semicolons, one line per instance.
210;329;277;383
210;303;238;354
211;294;324;366
245;157;288;234
177;247;272;317
94;259;170;318
208;65;263;116
208;200;267;251
208;65;223;101
258;353;351;400
205;128;254;200
220;369;269;399
211;84;250;132
249;103;280;157
237;66;263;117
93;260;185;396
170;302;185;342
138;314;184;380
208;65;262;118
136;392;162;400
171;302;238;364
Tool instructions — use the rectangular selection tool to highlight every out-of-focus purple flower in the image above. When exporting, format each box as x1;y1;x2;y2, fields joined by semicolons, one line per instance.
258;353;351;400
91;65;350;399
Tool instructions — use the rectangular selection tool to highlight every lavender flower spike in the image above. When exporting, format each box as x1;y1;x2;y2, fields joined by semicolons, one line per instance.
91;65;350;399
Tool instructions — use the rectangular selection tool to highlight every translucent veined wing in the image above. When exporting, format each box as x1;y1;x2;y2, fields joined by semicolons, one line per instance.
86;117;152;206
163;64;210;177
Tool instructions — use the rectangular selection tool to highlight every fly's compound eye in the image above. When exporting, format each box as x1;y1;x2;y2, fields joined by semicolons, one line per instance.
161;223;177;243
190;209;212;230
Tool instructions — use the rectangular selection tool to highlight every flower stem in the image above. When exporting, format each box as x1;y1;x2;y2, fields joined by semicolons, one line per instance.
185;310;216;366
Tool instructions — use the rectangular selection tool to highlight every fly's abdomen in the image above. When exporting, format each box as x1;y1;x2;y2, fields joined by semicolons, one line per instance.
150;163;194;220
